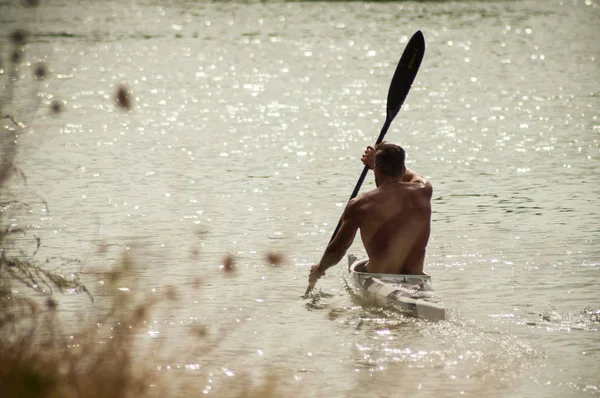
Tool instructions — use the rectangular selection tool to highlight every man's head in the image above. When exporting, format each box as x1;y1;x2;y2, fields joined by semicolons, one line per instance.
374;142;406;178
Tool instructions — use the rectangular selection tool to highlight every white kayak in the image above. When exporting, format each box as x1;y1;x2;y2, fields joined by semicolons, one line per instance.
347;255;446;321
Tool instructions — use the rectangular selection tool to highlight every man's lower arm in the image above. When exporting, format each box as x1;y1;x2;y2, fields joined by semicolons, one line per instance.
319;247;345;273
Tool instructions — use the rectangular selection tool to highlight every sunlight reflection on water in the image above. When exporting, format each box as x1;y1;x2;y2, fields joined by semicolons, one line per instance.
3;0;599;396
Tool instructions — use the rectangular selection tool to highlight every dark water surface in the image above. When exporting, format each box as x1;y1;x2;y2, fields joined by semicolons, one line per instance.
2;0;599;396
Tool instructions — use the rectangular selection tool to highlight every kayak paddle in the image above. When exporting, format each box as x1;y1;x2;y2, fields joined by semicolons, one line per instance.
305;30;426;297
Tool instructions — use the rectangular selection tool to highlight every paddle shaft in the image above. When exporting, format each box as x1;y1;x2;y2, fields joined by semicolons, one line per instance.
328;116;392;243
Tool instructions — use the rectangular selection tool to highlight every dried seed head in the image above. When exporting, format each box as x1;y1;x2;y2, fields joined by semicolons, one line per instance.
191;277;203;289
192;325;208;338
165;286;179;301
196;227;209;236
108;270;119;283
46;298;57;310
266;251;284;266
97;241;107;254
115;84;132;110
50;100;63;114
22;0;41;7
10;29;27;45
11;49;23;64
222;254;235;273
34;62;47;80
0;164;10;185
133;304;148;324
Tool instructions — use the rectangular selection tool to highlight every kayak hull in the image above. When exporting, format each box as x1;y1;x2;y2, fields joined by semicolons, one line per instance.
347;255;446;321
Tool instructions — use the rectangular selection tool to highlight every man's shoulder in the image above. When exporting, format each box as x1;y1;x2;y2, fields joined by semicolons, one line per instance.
347;191;377;214
404;181;433;204
405;180;433;200
409;179;432;190
348;194;368;209
404;168;432;188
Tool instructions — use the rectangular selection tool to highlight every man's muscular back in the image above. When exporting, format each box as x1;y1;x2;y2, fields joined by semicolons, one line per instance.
354;173;432;275
307;144;433;291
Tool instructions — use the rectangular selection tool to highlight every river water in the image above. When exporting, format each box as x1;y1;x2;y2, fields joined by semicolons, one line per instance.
2;0;599;396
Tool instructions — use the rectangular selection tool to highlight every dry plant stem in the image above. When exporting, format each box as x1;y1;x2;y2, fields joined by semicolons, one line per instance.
0;52;88;300
1;49;19;112
0;127;17;186
0;200;32;210
23;78;45;122
2;114;23;127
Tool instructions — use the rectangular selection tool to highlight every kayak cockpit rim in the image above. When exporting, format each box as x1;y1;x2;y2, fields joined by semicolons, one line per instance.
348;257;432;282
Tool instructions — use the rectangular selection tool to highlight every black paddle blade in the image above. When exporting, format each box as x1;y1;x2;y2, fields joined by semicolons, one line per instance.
386;30;425;121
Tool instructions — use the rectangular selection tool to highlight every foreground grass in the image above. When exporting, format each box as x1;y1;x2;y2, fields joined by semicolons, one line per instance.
0;249;157;398
0;252;289;398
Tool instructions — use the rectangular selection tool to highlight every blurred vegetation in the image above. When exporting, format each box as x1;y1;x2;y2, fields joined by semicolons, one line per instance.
1;2;288;397
1;3;152;397
1;0;88;337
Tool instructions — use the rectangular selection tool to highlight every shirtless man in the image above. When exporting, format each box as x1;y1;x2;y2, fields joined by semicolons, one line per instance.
308;142;432;286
